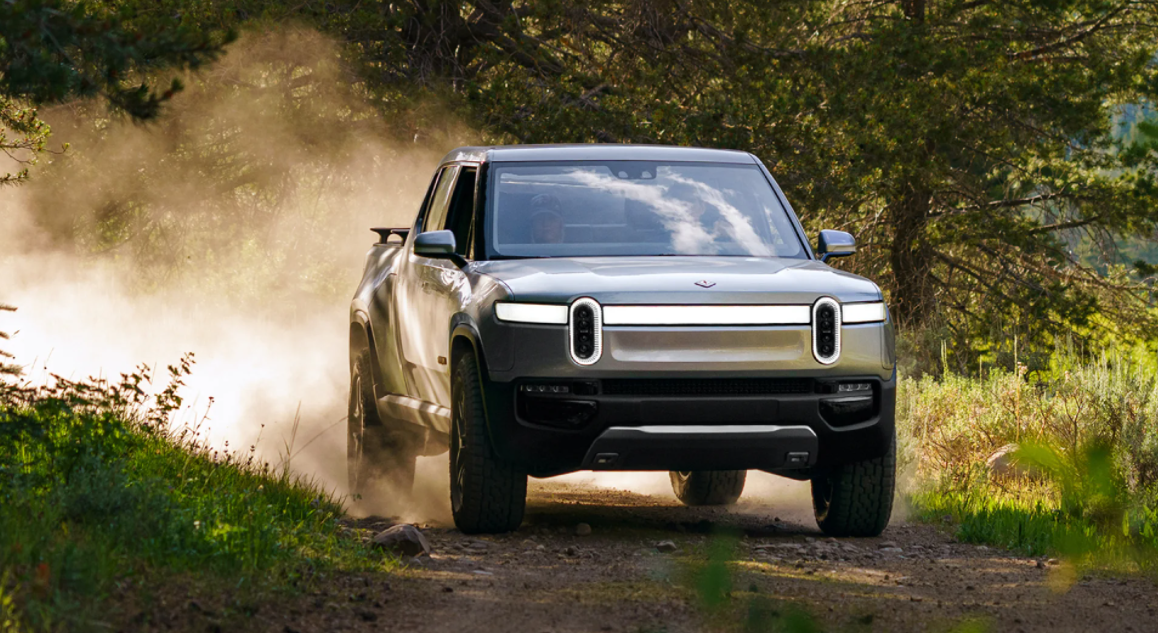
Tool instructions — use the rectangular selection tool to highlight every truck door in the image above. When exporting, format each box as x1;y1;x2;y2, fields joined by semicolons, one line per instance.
422;165;478;410
395;165;459;411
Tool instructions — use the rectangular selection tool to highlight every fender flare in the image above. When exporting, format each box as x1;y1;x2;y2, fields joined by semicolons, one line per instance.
450;317;505;445
449;318;489;380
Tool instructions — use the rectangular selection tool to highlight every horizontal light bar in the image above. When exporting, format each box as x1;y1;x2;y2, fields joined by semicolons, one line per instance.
841;302;887;324
495;302;569;324
602;305;811;326
496;301;885;326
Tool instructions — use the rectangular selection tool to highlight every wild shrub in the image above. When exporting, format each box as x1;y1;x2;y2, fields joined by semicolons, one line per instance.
900;357;1158;496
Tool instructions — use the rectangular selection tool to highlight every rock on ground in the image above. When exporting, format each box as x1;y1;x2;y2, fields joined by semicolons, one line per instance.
986;443;1021;478
372;524;431;557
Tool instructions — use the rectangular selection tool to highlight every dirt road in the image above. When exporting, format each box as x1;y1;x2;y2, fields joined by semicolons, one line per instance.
185;473;1158;632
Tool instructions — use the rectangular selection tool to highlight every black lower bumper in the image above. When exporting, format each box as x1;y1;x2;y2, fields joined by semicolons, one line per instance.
480;374;896;477
581;425;818;471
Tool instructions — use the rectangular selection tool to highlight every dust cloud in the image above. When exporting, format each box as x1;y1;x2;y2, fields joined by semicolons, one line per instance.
0;28;470;518
552;471;818;525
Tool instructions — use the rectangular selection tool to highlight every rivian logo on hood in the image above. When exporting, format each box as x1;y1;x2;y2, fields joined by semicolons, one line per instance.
694;280;716;288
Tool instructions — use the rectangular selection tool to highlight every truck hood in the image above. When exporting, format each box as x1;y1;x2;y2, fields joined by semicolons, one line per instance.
470;256;881;305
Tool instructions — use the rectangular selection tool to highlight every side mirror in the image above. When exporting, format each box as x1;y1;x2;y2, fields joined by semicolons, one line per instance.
817;229;856;263
413;230;457;257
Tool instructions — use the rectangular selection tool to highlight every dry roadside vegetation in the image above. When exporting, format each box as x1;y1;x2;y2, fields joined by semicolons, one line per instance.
902;356;1158;572
3;1;1158;631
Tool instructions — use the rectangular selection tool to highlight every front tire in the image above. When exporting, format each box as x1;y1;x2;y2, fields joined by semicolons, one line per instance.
810;431;896;537
450;350;526;534
347;349;416;504
669;470;747;506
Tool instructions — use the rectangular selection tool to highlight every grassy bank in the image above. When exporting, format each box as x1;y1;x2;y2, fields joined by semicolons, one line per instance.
900;355;1158;571
0;357;387;632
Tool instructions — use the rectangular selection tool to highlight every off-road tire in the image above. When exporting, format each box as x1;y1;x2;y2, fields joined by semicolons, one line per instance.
347;348;416;500
669;470;747;506
450;350;526;534
810;431;895;537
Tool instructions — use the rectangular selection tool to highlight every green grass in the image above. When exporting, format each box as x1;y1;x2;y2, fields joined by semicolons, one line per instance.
0;356;388;632
911;488;1158;576
915;491;1120;556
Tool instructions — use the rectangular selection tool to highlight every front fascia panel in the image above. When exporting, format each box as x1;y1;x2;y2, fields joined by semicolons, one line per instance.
484;319;892;383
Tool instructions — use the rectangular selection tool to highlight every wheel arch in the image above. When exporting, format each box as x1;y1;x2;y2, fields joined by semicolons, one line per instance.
350;311;386;394
451;319;504;444
450;320;489;382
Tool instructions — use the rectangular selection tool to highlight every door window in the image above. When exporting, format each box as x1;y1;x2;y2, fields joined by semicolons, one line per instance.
422;165;459;234
442;167;477;257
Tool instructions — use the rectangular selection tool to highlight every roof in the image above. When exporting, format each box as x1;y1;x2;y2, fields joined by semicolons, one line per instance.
438;144;757;166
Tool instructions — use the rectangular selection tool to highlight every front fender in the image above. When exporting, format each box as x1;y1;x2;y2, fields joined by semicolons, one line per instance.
451;316;516;458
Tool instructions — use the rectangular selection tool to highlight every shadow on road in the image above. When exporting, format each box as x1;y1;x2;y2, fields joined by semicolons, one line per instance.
523;475;821;538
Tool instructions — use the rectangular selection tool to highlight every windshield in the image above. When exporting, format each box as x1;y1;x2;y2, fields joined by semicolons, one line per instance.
486;161;806;259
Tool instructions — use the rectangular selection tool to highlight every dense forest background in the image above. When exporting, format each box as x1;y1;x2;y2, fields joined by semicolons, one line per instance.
3;0;1158;375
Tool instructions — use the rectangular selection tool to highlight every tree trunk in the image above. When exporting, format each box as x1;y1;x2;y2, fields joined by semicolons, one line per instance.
888;185;934;327
901;0;926;23
889;0;930;325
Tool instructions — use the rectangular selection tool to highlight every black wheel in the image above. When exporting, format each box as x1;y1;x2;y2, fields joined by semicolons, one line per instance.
669;470;747;506
811;431;895;537
450;350;526;534
347;349;416;502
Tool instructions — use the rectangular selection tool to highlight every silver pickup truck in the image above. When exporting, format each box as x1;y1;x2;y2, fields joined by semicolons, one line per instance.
348;144;896;535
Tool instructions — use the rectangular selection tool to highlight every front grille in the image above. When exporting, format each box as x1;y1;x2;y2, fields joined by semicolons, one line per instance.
600;378;814;397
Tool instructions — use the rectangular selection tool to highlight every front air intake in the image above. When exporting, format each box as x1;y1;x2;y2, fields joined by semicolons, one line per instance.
812;297;841;365
569;298;602;365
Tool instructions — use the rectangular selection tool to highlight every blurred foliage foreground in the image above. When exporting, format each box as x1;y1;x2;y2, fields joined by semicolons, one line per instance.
901;353;1158;574
0;356;389;632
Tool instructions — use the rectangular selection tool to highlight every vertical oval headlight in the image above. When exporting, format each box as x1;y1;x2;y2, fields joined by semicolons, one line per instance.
812;297;841;365
569;297;602;365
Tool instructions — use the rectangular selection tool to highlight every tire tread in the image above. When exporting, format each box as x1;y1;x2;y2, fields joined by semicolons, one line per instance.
812;435;895;537
452;352;526;534
349;348;416;499
670;470;747;506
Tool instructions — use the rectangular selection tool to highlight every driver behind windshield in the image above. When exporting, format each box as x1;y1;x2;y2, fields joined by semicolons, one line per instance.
529;193;565;244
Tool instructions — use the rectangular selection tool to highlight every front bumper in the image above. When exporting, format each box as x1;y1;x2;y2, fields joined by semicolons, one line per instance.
475;317;896;477
480;372;896;477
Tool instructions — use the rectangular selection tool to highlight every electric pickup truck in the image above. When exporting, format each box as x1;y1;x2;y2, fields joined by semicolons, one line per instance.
348;144;896;535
